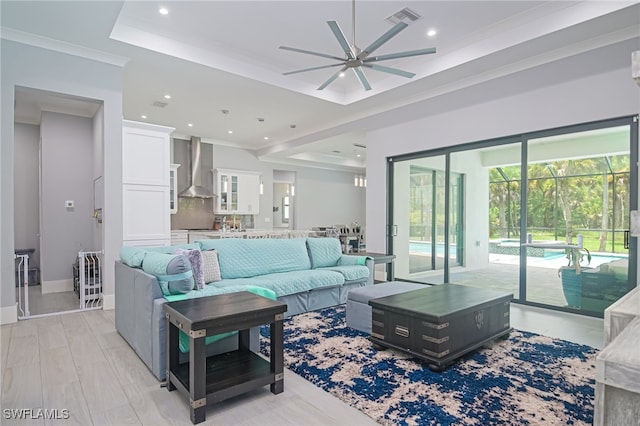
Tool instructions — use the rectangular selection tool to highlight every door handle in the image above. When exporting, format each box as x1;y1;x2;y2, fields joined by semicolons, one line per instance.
393;225;398;237
624;230;630;250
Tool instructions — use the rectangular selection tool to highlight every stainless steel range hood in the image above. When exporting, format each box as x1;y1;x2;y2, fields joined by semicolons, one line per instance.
179;136;217;198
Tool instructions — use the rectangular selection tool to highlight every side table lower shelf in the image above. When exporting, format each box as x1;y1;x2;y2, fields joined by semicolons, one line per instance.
170;350;279;403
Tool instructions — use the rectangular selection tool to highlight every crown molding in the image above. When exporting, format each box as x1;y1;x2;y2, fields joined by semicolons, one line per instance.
0;27;129;67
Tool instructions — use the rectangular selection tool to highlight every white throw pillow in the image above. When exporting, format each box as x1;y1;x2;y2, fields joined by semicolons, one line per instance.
202;249;222;283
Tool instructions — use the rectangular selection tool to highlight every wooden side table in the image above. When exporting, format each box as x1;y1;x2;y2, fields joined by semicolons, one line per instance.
164;292;287;424
359;251;396;282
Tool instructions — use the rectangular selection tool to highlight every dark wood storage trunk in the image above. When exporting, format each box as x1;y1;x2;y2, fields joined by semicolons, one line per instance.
369;284;512;371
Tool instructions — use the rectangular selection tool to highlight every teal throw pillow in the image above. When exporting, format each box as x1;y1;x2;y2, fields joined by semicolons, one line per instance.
142;252;194;296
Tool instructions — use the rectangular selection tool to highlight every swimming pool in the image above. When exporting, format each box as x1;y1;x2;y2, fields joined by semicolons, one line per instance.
410;240;628;268
409;241;458;256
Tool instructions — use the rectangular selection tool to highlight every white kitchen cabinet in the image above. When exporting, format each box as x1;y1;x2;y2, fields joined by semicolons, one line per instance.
123;184;170;241
214;169;261;214
122;120;174;246
169;163;180;214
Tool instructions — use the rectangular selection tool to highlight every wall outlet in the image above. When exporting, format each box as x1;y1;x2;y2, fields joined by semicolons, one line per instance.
65;200;74;208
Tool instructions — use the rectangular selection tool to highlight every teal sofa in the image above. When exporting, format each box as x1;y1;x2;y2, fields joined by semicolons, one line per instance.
114;237;373;381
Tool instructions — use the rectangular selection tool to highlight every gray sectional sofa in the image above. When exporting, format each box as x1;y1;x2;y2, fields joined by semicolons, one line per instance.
114;237;373;381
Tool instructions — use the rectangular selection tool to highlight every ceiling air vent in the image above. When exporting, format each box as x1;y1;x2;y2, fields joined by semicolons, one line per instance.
385;8;421;25
152;101;168;108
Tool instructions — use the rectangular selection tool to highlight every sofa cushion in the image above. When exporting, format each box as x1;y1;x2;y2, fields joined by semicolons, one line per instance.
212;269;344;297
318;265;370;282
164;284;277;302
175;248;205;290
120;246;147;268
306;238;343;269
146;243;200;254
201;249;222;283
198;238;311;279
142;252;194;295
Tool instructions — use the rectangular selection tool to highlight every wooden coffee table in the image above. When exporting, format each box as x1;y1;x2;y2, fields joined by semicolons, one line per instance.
164;292;287;424
369;284;512;371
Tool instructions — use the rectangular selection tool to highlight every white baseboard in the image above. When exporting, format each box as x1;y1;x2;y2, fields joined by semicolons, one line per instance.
0;304;18;324
42;279;73;294
102;294;115;310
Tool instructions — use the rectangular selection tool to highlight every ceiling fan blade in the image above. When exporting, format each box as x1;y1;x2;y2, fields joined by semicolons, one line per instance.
317;65;348;90
327;21;356;59
283;63;345;76
362;63;415;79
279;46;345;61
360;22;408;59
363;47;437;63
352;67;372;91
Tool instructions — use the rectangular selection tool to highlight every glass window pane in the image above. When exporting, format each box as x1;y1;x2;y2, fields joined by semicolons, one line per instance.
526;125;632;313
450;144;522;299
393;156;446;284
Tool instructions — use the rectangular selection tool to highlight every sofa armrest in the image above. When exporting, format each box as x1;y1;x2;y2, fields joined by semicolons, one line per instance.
365;258;374;286
115;261;164;377
116;260;262;381
338;254;374;286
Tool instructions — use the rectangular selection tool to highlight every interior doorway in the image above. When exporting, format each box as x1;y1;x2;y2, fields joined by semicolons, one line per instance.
13;86;104;319
272;170;296;230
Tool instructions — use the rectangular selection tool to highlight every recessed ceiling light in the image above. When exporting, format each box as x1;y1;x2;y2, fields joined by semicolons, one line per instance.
141;115;147;119
159;7;169;15
357;154;361;158
427;29;437;37
164;94;171;99
339;72;345;77
264;136;269;140
227;130;233;134
188;123;193;127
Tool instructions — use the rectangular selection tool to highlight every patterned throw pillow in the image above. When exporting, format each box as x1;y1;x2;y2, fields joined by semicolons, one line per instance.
174;248;205;290
202;249;222;283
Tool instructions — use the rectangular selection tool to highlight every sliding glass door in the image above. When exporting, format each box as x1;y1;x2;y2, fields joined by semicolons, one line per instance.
525;125;633;313
392;154;466;284
388;116;637;317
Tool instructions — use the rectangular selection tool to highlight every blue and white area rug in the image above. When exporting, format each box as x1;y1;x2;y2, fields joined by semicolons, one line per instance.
259;305;597;426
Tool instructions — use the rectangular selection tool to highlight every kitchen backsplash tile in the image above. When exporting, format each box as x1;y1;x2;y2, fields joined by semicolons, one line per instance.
170;198;215;230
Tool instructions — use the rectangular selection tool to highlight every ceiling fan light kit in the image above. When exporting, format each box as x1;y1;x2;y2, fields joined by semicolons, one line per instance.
280;0;436;91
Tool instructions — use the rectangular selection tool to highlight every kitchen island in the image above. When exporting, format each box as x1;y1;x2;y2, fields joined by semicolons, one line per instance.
186;229;319;243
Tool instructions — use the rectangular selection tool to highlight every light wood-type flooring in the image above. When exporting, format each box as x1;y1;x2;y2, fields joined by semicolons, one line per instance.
0;304;603;425
15;285;82;317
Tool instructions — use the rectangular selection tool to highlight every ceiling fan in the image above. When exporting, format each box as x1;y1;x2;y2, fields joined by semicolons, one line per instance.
280;0;436;91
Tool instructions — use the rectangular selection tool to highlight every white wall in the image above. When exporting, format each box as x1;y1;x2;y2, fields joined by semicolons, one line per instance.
93;106;104;250
209;144;366;230
13;123;41;269
40;112;95;284
294;166;366;230
366;46;640;256
1;39;123;319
